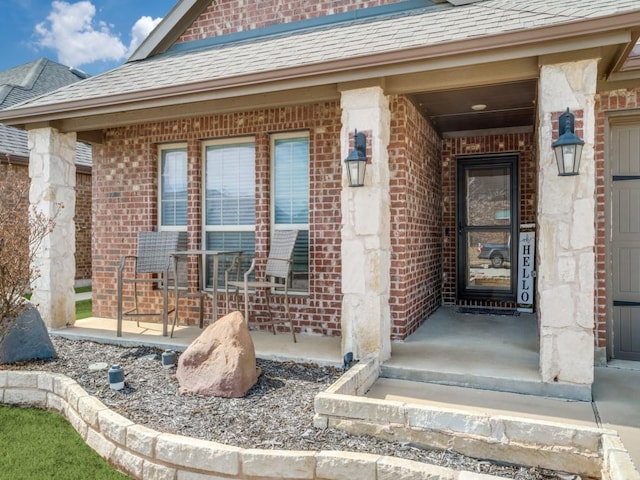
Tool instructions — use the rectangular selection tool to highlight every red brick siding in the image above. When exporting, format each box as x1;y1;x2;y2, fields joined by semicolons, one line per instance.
594;89;640;349
0;162;30;275
441;133;536;308
389;96;442;339
75;171;92;280
0;161;92;281
177;0;402;42
92;102;343;336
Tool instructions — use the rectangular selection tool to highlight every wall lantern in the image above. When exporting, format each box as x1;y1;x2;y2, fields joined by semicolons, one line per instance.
344;130;367;187
552;107;584;176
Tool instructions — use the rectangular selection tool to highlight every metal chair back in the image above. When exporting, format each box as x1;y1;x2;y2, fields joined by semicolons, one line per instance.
135;231;186;274
265;230;298;281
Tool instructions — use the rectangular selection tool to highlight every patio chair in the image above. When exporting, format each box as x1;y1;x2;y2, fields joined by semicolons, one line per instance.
116;231;187;337
225;230;298;342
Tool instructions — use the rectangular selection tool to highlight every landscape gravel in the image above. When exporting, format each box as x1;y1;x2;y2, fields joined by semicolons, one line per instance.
2;337;583;480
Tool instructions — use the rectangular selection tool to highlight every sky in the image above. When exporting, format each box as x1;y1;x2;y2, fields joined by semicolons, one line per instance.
0;0;177;76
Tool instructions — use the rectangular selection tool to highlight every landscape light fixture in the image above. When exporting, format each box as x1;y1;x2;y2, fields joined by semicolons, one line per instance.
344;130;367;187
552;108;584;176
108;364;125;390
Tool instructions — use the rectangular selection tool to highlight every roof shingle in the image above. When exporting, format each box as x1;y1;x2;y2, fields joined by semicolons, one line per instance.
0;59;92;166
4;0;640;112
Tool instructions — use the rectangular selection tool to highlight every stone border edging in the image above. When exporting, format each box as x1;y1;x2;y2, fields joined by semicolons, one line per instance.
313;356;640;480
0;370;501;480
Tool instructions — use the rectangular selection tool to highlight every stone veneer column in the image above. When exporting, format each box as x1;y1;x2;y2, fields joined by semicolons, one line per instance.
537;60;597;396
28;127;77;329
340;87;391;362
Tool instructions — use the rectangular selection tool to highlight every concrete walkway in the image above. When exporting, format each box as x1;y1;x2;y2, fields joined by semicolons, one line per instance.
54;312;640;471
594;364;640;467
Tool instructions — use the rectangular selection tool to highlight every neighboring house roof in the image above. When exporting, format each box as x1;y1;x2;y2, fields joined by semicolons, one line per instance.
0;58;89;109
0;58;92;167
1;0;640;132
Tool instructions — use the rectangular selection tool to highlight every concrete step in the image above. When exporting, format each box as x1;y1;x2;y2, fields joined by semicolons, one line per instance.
380;364;592;401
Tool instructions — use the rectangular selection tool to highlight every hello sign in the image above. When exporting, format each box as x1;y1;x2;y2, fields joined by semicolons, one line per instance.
517;223;536;313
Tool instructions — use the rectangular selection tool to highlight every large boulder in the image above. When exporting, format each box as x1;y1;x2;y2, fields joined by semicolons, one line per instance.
0;303;56;364
176;311;260;397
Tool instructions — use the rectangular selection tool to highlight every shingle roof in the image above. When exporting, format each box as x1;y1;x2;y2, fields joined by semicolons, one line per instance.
4;0;640;112
0;59;92;167
0;58;89;109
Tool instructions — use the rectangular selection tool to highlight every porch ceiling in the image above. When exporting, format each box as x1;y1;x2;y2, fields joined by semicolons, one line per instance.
409;79;537;134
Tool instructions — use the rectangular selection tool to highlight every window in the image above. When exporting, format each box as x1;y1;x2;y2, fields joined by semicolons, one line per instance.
272;133;309;291
204;138;256;287
159;144;187;230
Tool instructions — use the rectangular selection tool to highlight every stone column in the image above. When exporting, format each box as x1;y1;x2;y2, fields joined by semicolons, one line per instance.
340;86;391;362
537;59;597;398
28;127;77;329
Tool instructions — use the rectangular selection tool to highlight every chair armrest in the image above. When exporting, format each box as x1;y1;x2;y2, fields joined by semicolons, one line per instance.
243;258;257;284
224;255;243;284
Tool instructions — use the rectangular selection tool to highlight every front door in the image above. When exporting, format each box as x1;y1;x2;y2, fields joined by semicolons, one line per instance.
457;155;518;302
611;123;640;360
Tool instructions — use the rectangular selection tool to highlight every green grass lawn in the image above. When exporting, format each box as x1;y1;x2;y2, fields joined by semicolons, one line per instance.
74;286;92;320
76;299;92;320
25;287;93;319
75;285;92;294
0;405;131;480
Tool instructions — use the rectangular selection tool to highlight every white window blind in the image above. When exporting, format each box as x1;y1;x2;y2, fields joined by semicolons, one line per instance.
160;147;187;228
273;135;309;291
204;140;256;287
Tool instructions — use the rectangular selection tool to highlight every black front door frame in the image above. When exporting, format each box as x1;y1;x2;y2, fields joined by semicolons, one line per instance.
456;153;519;303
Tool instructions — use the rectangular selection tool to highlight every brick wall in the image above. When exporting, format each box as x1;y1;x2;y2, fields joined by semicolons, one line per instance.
441;132;536;308
75;171;92;280
594;88;640;349
0;161;92;281
92;102;343;336
389;97;442;339
177;0;402;43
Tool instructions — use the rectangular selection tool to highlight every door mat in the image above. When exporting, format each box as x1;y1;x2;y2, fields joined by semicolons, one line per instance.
456;307;519;316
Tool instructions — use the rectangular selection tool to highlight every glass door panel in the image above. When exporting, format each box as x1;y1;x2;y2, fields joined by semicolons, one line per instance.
466;230;511;290
457;156;518;301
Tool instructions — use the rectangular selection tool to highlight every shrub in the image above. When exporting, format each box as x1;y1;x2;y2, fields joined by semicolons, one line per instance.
0;162;60;341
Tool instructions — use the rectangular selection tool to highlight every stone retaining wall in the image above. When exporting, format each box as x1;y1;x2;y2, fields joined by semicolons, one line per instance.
313;357;639;480
0;370;503;480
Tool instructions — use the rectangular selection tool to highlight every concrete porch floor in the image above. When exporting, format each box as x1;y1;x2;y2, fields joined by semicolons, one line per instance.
383;306;587;399
51;309;640;471
50;317;343;367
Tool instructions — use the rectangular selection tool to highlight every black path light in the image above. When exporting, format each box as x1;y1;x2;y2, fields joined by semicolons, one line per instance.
344;130;367;187
552;108;585;176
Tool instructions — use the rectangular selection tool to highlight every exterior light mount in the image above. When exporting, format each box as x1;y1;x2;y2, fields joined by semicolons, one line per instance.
344;130;367;187
552;108;584;176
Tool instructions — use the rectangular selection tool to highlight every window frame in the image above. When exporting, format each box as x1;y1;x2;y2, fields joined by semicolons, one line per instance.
202;136;257;243
270;131;310;293
202;137;257;289
158;143;188;232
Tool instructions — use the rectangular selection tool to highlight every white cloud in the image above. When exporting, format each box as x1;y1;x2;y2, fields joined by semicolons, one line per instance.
35;1;162;68
128;16;163;56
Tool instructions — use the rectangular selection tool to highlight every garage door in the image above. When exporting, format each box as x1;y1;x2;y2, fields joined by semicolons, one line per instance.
611;123;640;360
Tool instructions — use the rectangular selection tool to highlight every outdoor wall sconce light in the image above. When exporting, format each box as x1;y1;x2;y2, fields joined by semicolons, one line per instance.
344;130;367;187
552;107;584;176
